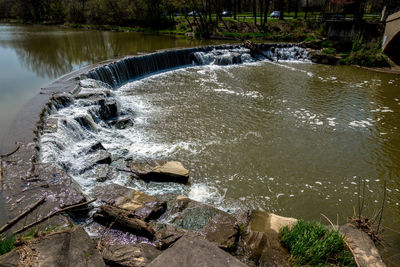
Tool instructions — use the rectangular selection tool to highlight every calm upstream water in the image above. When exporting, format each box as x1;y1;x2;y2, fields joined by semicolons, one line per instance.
1;24;400;264
0;24;221;148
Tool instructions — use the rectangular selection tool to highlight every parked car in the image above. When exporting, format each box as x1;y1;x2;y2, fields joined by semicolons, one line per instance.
221;11;232;17
188;11;201;16
270;11;280;18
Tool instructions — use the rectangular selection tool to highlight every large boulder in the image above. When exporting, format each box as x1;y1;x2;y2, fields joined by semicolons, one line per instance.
102;243;161;267
147;236;248;267
108;116;134;129
90;184;167;221
339;224;386;267
136;161;189;184
243;210;296;267
99;99;118;120
165;196;237;249
0;227;105;267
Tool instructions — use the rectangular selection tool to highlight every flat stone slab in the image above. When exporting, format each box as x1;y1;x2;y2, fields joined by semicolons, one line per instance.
102;243;161;267
137;161;189;184
147;236;247;267
249;210;297;234
339;224;386;267
0;227;105;267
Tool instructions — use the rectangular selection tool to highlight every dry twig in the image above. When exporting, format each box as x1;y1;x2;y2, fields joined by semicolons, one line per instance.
0;197;45;234
13;198;96;235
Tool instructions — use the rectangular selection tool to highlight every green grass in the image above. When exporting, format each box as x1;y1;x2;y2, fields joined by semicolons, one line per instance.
280;220;356;267
0;235;15;256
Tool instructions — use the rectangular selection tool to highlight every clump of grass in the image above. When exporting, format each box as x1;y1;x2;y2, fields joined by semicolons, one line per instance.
0;235;15;256
321;47;336;55
279;220;356;266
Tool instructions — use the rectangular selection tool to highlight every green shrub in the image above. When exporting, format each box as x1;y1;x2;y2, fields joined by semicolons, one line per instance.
338;49;390;67
177;22;188;32
321;40;333;48
0;235;15;256
280;220;356;266
321;47;336;55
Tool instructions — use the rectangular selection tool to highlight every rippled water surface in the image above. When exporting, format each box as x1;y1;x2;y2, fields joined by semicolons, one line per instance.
119;62;400;263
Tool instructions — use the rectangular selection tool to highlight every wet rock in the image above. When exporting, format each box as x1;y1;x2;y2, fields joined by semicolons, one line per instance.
76;91;111;99
109;116;134;129
86;150;111;166
137;161;189;184
52;93;74;109
90;164;110;182
215;53;242;65
0;227;105;267
339;224;386;267
147;236;247;267
88;142;106;153
43;118;58;134
102;243;161;267
74;114;98;131
99;99;118;120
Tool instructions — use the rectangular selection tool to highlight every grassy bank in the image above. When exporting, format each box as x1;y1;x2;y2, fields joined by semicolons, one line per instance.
280;220;356;266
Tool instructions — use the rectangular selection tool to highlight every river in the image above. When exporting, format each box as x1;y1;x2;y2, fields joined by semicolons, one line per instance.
1;24;400;265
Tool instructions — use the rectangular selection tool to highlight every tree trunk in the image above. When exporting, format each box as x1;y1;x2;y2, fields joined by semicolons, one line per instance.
304;0;309;19
263;0;269;25
234;0;237;20
259;0;263;25
93;205;155;239
295;0;299;19
279;0;284;20
253;0;257;25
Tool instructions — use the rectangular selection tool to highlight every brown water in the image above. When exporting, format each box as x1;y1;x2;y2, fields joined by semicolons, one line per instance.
117;62;400;264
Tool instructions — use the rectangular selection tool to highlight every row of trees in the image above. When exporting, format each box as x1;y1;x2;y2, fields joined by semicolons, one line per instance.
0;0;399;27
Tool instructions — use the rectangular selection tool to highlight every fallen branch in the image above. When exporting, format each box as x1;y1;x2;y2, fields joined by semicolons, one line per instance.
0;197;46;234
93;205;155;239
0;145;21;158
243;40;274;62
13;198;96;235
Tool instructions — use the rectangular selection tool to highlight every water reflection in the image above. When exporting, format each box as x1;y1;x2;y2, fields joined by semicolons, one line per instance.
0;25;218;79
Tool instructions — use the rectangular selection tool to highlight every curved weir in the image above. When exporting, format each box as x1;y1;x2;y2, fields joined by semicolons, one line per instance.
86;44;309;88
38;44;310;201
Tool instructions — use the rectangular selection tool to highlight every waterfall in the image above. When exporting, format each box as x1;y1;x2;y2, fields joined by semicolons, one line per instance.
39;44;311;194
87;44;310;88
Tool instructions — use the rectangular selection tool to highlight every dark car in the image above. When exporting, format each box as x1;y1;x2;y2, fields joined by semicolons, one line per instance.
222;11;232;17
270;11;281;18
